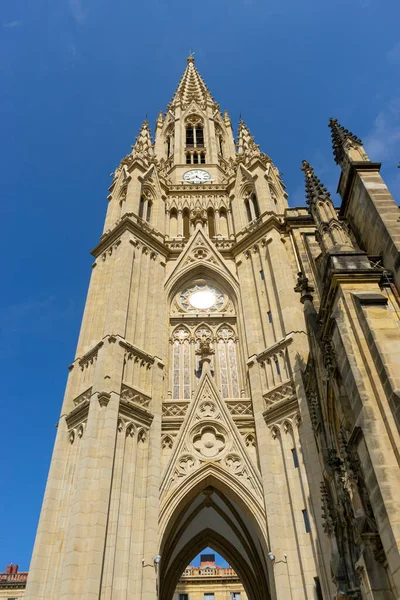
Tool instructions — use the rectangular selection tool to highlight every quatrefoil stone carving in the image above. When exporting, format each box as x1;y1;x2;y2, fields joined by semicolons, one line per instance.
193;426;226;458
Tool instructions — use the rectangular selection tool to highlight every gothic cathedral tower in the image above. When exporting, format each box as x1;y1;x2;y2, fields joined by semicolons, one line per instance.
25;57;400;600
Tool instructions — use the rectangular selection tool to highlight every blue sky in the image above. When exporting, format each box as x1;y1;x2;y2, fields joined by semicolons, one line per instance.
1;0;399;571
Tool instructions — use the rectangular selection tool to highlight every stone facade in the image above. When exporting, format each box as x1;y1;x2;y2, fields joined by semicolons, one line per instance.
24;56;400;600
174;554;247;600
0;565;27;600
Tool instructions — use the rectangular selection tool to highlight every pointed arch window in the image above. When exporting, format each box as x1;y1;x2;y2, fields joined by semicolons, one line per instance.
146;201;152;222
216;326;240;398
172;327;191;399
245;198;252;222
170;208;178;237
193;152;199;164
195;126;204;147
252;193;260;218
186;126;194;147
245;191;260;222
207;208;215;238
185;116;204;148
219;208;228;237
186;153;191;164
139;197;145;219
183;209;190;239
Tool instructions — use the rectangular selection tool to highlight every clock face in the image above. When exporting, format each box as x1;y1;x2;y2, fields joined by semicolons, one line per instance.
183;169;211;184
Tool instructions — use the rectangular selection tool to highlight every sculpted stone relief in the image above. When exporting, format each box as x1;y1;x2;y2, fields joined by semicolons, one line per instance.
163;379;262;500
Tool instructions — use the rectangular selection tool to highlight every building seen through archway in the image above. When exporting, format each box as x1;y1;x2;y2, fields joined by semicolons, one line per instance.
23;56;400;600
174;551;247;600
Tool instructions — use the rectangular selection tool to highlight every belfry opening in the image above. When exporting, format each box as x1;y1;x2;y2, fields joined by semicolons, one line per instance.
23;55;400;600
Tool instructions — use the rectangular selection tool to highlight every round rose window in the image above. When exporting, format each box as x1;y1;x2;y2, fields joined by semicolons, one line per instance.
180;284;224;313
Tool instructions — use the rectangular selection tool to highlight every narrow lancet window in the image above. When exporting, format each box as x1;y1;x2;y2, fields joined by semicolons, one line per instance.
186;126;194;146
196;126;204;146
146;201;152;222
139;196;145;219
252;193;260;218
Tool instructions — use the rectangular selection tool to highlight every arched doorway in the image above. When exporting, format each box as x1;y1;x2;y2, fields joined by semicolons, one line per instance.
159;478;272;600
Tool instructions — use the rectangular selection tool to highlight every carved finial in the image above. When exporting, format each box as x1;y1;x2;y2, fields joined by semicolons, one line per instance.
131;119;153;161
328;118;363;165
237;119;258;157
301;160;331;207
187;51;195;64
156;110;164;127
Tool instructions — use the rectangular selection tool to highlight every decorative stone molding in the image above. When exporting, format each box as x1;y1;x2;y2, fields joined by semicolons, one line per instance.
307;389;322;434
322;336;337;376
73;387;92;407
121;384;151;410
78;341;104;370
67;419;87;445
66;399;89;430
98;392;111;408
226;399;253;417
161;371;263;501
257;334;293;364
100;240;121;263
162;401;189;418
120;340;155;368
264;394;300;431
119;396;153;430
118;418;149;444
320;481;335;535
263;381;295;408
161;434;175;449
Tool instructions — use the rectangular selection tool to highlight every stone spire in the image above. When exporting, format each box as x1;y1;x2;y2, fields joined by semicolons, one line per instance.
156;110;164;129
237;119;271;166
328;118;368;165
302;160;332;206
168;55;217;110
301;160;354;253
237;120;258;156
131;119;154;161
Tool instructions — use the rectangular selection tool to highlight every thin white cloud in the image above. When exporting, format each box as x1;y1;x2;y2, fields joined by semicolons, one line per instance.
3;20;22;28
387;40;400;63
68;0;86;25
364;98;400;163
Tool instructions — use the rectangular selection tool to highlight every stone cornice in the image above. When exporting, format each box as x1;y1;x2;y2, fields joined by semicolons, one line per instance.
119;398;154;428
66;399;90;429
262;393;299;426
166;183;228;194
232;214;284;256
119;340;156;365
256;334;294;363
284;208;314;228
77;340;104;367
91;214;167;259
